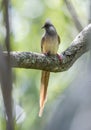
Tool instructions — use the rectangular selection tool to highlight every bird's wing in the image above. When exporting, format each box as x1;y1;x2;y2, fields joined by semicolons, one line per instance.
58;35;61;44
41;36;45;52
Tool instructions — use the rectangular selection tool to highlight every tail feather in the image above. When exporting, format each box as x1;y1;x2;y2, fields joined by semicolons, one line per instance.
39;71;50;117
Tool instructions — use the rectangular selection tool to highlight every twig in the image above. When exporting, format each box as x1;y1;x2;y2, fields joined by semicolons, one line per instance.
1;0;14;130
64;0;83;32
88;0;91;23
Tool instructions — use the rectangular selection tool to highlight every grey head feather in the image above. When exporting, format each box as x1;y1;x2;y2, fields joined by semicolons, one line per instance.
42;20;57;36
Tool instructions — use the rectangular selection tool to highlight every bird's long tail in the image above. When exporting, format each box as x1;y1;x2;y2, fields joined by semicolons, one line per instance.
39;71;50;117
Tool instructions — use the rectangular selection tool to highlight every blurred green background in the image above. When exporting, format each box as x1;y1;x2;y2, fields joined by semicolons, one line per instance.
0;0;89;130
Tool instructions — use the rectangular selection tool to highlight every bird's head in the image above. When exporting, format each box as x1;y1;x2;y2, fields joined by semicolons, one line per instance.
42;20;56;35
42;20;53;29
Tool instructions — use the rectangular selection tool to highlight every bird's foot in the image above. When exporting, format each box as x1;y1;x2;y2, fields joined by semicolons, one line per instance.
57;53;62;61
44;51;51;56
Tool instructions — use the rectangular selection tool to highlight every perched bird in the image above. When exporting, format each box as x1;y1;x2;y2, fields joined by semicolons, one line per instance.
39;20;61;117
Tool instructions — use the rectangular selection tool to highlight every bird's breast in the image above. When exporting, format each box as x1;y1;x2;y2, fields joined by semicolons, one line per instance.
42;35;59;54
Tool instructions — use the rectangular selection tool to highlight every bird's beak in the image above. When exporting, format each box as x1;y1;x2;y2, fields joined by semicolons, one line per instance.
41;25;45;29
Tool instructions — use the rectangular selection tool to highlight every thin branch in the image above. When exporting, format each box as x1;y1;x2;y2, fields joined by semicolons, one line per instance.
88;0;91;23
64;0;83;32
88;0;91;68
1;0;14;130
3;24;91;72
3;0;10;51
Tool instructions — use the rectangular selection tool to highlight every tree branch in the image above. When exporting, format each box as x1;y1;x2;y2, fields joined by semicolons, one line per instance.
4;24;91;72
88;0;91;23
64;0;83;32
2;0;14;129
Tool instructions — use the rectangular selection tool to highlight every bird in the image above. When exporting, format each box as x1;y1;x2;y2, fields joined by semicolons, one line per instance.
39;20;61;117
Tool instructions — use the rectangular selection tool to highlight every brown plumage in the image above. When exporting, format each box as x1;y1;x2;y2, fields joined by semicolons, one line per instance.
39;20;60;117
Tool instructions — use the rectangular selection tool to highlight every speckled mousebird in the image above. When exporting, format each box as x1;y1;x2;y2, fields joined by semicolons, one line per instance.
39;20;61;117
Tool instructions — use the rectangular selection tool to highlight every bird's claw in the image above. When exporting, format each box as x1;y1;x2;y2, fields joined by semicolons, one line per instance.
57;54;62;61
